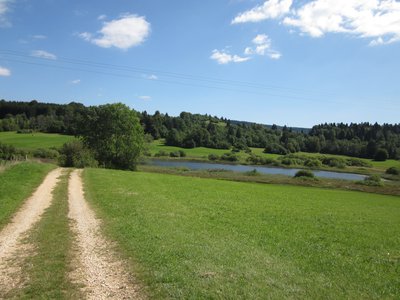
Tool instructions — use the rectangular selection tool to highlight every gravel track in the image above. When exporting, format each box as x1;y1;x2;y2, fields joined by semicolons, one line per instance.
0;168;63;296
68;169;142;299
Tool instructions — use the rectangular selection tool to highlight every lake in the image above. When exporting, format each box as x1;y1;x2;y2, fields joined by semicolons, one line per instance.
148;160;367;181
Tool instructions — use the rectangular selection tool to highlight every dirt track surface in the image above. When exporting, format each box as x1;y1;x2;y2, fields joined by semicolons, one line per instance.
68;169;142;299
0;167;63;295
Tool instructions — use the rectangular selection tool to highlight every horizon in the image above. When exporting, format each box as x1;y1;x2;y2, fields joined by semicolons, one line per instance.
0;0;399;127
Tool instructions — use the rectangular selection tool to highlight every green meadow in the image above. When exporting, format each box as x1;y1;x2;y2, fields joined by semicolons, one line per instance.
0;131;74;150
84;168;400;299
0;162;55;229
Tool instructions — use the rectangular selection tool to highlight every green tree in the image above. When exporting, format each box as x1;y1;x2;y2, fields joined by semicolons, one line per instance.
80;103;144;170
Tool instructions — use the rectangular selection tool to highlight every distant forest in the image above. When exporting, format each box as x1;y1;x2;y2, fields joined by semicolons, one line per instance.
1;99;399;160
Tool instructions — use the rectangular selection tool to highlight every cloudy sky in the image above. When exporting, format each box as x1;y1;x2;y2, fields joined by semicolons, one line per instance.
0;0;399;127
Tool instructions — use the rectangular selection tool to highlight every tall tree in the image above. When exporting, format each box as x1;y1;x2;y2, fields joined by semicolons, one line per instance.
80;103;144;170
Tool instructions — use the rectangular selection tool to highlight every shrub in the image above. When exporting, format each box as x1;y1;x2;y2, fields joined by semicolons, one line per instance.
304;159;322;168
386;167;400;175
281;158;294;166
264;144;288;155
59;140;98;168
294;170;315;178
220;153;238;162
322;157;346;168
208;154;219;161
374;149;388;161
154;150;169;157
0;142;25;160
32;148;60;159
169;151;180;158
16;129;33;134
244;169;260;176
346;158;372;168
179;150;186;157
363;174;383;186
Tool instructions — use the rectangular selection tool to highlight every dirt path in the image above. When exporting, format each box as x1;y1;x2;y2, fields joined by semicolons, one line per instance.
0;167;63;295
68;170;142;299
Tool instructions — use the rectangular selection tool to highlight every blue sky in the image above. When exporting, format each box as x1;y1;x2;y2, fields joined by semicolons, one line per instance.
0;0;399;127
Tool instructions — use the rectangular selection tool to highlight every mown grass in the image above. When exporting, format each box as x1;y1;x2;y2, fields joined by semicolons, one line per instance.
84;168;400;299
0;162;55;230
0;131;74;150
11;170;81;299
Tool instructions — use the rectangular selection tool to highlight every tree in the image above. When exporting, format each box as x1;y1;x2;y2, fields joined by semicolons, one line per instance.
374;148;388;161
80;103;144;170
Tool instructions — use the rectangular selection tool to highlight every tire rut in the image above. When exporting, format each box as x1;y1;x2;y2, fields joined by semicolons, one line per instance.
68;169;142;299
0;167;64;296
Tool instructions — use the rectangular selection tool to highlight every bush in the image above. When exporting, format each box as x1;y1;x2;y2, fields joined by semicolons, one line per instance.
154;150;169;157
0;142;25;160
281;158;294;166
16;129;33;134
179;150;186;157
386;167;400;175
32;148;60;159
374;149;388;161
208;154;219;161
294;170;315;178
346;158;372;168
244;169;260;176
59;140;98;168
304;159;322;168
169;151;180;158
264;144;288;155
322;157;346;168
220;153;238;162
363;174;383;186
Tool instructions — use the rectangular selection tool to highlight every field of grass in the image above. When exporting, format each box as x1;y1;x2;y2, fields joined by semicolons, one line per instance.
0;131;74;150
0;162;55;230
11;170;80;299
84;168;400;299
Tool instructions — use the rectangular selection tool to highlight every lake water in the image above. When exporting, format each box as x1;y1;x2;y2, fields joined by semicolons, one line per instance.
148;159;367;181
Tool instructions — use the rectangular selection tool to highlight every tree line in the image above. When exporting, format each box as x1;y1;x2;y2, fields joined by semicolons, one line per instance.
1;99;399;161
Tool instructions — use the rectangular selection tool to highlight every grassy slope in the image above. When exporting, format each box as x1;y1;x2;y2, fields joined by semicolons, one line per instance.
0;162;55;230
149;139;400;172
12;170;81;299
0;131;74;150
84;168;400;299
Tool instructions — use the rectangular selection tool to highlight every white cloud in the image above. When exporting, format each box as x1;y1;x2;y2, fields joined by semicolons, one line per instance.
232;0;400;46
0;66;11;76
80;14;151;50
143;74;158;80
97;14;107;21
138;95;151;100
70;79;81;84
0;0;13;27
210;49;251;64
32;34;47;40
31;50;57;60
244;34;282;59
232;0;293;24
78;32;92;41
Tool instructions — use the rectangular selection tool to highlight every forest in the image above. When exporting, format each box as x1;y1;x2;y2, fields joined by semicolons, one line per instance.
1;99;399;160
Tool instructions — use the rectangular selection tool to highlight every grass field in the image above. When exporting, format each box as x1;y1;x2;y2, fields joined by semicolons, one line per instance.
0;131;74;150
84;168;400;299
0;162;55;230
